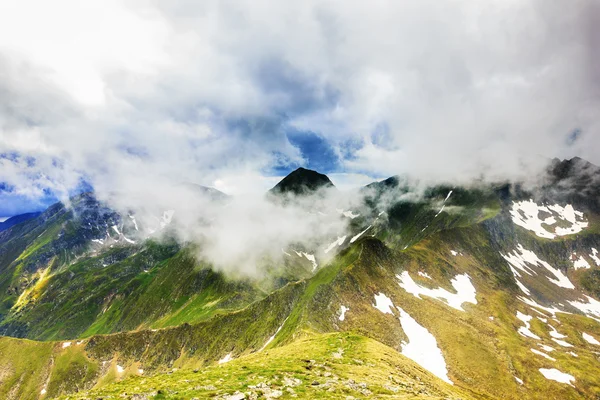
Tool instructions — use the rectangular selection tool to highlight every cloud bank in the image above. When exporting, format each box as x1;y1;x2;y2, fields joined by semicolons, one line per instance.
0;0;598;273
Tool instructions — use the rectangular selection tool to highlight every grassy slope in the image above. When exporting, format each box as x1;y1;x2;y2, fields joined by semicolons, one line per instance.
3;193;600;399
61;332;473;400
0;242;266;340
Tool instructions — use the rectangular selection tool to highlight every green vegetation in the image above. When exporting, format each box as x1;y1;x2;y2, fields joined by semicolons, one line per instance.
60;332;473;400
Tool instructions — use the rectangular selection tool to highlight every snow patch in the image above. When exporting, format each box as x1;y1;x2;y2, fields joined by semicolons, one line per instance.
342;210;359;219
218;353;233;364
350;225;372;243
582;332;600;345
129;215;139;231
515;280;531;295
444;190;453;202
397;271;477;311
260;318;289;351
590;248;600;266
373;293;395;315
62;342;71;348
531;348;556;361
519;297;566;317
510;200;588;239
397;306;452;384
111;225;120;236
568;295;600;320
339;305;349;321
502;244;574;289
435;204;446;217
573;255;591;270
548;324;567;339
417;271;432;280
516;312;540;340
91;239;104;245
514;376;524;385
138;368;144;374
538;368;575;386
123;236;135;244
551;338;574;348
538;344;555;352
324;236;346;254
450;250;458;256
116;365;124;373
301;252;318;271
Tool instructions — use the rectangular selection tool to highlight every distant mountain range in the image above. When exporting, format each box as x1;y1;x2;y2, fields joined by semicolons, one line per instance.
0;212;41;232
1;158;600;399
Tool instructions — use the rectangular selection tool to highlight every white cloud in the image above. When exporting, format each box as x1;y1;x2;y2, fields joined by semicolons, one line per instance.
0;0;598;273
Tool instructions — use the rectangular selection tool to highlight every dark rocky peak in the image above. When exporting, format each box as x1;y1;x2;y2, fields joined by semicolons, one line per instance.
269;167;335;196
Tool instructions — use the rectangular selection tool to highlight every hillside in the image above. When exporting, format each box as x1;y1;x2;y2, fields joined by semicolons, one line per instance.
1;159;600;399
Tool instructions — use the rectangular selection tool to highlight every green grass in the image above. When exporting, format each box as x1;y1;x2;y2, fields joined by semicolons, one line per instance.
59;332;473;400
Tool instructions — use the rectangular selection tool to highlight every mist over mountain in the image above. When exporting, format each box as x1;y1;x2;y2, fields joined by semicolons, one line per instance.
2;1;600;399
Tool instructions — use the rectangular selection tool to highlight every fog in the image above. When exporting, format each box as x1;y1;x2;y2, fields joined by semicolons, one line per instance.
0;0;598;274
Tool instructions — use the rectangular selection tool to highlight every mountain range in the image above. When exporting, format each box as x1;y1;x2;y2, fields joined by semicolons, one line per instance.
1;158;600;399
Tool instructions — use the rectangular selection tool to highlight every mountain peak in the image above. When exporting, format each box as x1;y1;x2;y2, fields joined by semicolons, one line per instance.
269;167;335;196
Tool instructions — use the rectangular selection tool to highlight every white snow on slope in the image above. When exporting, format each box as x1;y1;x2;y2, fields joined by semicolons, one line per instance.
260;318;289;351
444;190;453;202
111;225;120;236
324;236;346;254
397;271;477;311
573;255;591;270
343;210;359;219
582;332;600;345
218;353;233;364
515;280;531;295
510;200;588;239
519;297;566;317
91;239;104;245
516;311;540;340
590;248;600;266
435;204;445;217
450;250;458;256
373;293;395;315
397;306;452;384
568;295;600;320
539;368;575;386
538;344;555;352
339;305;349;321
502;244;574;289
418;271;432;280
548;324;567;339
62;342;71;348
514;376;524;385
129;215;139;231
123;236;135;244
350;225;372;243
531;348;556;361
117;365;124;373
551;338;574;347
301;252;318;271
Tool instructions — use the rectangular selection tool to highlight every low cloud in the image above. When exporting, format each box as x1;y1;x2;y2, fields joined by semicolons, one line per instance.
0;0;598;273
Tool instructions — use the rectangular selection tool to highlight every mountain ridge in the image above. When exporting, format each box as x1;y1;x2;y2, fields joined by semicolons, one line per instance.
1;158;600;399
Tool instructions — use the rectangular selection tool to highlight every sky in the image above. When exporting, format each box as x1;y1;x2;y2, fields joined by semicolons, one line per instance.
0;0;599;217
